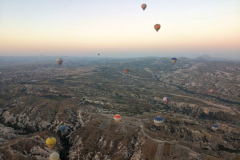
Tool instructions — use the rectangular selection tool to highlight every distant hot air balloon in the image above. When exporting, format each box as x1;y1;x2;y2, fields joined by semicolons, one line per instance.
210;89;214;93
124;69;130;74
59;125;66;132
8;116;14;124
204;108;209;115
141;4;147;10
171;58;177;64
154;116;164;126
163;97;170;104
154;24;161;32
46;137;56;149
50;152;60;160
114;114;122;123
56;58;63;66
98;53;100;56
212;124;219;131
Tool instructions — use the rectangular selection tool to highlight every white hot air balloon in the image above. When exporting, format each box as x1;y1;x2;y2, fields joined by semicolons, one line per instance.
8;115;14;124
50;152;60;160
56;58;63;66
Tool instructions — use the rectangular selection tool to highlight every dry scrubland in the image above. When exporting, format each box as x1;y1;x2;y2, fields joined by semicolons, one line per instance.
0;57;240;160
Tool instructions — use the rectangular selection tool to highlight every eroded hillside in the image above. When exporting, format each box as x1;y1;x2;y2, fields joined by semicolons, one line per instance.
0;57;240;160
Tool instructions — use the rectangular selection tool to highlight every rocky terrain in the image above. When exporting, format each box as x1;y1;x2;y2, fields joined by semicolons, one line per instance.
0;57;240;160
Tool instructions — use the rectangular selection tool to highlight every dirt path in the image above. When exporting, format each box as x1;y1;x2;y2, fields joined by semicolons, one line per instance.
154;143;164;160
99;113;225;160
155;91;237;115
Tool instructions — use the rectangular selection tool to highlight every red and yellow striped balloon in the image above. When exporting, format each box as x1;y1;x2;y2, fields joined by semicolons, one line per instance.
114;114;122;123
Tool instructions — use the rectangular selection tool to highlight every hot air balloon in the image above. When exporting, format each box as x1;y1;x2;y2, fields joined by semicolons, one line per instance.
154;24;161;32
210;89;214;93
114;114;122;123
50;152;60;160
8;116;14;124
171;58;177;64
141;4;147;10
124;69;129;74
56;58;63;66
154;116;164;126
98;53;100;56
46;137;56;149
59;125;66;132
163;97;170;104
204;108;209;115
212;124;219;131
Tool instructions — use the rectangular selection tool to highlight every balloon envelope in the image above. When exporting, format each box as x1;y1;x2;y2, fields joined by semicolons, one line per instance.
50;152;60;160
114;114;122;123
210;89;214;93
8;116;14;123
46;137;56;149
204;108;209;115
171;57;177;64
212;124;219;131
59;125;67;131
124;69;129;74
154;116;164;126
163;97;170;104
141;4;147;10
154;24;161;32
56;58;63;66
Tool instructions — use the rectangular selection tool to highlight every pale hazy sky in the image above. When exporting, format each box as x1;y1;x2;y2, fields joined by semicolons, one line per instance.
0;0;240;58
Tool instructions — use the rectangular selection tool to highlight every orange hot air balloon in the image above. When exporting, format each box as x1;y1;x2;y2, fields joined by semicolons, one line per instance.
124;68;129;74
114;114;122;123
141;4;147;10
210;89;214;93
154;24;161;32
204;108;209;115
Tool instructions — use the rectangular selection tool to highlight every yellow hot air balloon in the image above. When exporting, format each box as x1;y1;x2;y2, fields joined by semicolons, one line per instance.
46;137;56;149
154;24;161;32
50;152;60;160
141;4;147;10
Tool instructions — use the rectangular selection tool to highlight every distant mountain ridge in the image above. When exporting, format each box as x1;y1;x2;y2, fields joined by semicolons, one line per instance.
193;54;228;61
